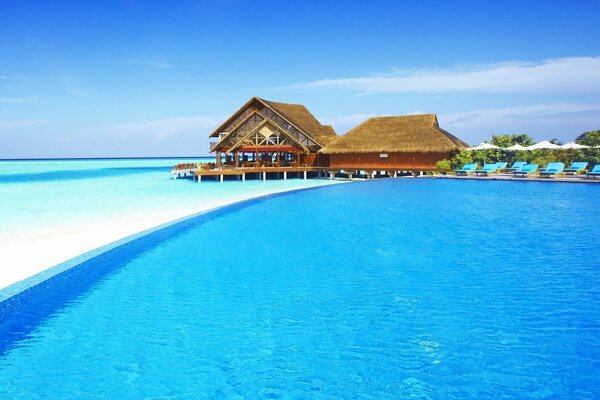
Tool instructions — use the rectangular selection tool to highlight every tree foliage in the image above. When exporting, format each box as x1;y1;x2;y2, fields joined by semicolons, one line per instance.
576;130;600;147
446;132;600;170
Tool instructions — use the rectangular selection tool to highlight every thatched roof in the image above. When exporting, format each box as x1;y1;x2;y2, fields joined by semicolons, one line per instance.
209;97;336;146
319;114;467;154
259;98;337;144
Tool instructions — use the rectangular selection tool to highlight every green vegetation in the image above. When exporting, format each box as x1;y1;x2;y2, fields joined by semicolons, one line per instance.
438;131;600;170
435;159;452;171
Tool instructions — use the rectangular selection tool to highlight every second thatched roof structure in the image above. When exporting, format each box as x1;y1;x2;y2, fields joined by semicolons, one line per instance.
320;114;467;154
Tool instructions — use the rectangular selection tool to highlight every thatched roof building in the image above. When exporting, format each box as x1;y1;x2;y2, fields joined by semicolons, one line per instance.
320;114;466;171
209;97;336;167
320;114;467;154
209;97;336;151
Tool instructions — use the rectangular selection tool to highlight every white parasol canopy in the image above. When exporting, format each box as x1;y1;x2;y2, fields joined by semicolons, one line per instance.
466;142;501;151
504;144;528;151
526;140;562;150
560;142;590;150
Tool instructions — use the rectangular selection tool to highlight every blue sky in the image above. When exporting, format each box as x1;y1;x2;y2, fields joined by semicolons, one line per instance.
1;0;600;158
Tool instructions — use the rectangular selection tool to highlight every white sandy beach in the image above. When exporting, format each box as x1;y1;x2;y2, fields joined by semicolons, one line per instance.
0;181;342;291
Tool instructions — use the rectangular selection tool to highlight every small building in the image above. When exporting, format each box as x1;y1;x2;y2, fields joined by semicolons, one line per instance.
209;97;336;168
319;114;467;171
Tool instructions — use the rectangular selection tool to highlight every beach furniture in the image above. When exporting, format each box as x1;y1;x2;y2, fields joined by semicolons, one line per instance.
505;161;527;173
586;165;600;179
564;162;588;175
495;162;508;173
513;164;539;178
474;163;499;176
539;162;565;178
454;163;477;176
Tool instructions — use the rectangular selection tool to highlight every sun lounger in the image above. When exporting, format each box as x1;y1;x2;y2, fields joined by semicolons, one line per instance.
513;164;538;178
564;162;588;175
454;163;477;176
495;162;508;172
474;163;499;176
587;165;600;179
505;161;526;173
539;162;565;178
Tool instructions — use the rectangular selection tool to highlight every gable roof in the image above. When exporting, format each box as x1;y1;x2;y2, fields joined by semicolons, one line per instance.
319;114;467;154
259;98;337;144
209;97;336;147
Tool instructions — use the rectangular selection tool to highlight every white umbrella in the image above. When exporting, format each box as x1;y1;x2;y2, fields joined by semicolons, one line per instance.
560;142;589;150
504;144;528;151
466;142;501;151
526;140;562;150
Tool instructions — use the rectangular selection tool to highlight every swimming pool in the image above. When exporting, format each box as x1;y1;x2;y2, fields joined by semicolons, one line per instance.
1;179;599;399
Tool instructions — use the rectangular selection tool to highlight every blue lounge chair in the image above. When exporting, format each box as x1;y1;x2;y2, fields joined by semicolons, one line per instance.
564;162;588;175
539;162;565;178
475;163;499;176
495;162;508;172
454;163;477;176
505;161;526;172
587;165;600;179
513;164;538;178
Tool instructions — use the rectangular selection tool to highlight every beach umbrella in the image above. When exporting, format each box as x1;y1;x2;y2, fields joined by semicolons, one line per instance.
560;142;590;150
526;140;562;150
504;144;528;151
465;142;501;151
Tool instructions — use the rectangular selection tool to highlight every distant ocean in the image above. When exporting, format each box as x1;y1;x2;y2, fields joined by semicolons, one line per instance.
0;157;325;235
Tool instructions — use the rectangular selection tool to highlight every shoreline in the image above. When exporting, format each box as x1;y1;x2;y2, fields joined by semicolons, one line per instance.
0;180;345;293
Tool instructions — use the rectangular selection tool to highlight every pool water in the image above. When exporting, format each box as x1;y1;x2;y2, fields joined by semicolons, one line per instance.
0;179;599;399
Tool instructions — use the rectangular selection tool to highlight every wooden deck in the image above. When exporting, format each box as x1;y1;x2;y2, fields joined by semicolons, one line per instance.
172;166;330;182
170;166;600;184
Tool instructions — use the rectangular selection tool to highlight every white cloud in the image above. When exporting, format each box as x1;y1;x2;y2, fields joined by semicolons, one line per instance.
126;58;174;70
0;97;35;103
438;103;600;144
319;103;600;143
295;56;600;94
100;116;221;141
320;113;377;133
0;119;47;129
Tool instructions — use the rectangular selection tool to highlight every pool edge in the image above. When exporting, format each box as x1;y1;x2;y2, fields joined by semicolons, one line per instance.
0;182;350;304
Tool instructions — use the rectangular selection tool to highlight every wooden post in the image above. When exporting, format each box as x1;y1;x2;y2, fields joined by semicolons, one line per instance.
262;171;266;181
220;174;224;183
197;174;202;183
303;171;307;180
283;171;287;180
242;173;246;182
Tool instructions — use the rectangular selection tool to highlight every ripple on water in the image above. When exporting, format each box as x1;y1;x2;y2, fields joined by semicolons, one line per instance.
0;179;599;399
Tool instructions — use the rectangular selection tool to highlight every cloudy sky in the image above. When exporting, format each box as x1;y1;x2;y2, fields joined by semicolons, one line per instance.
1;0;600;158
